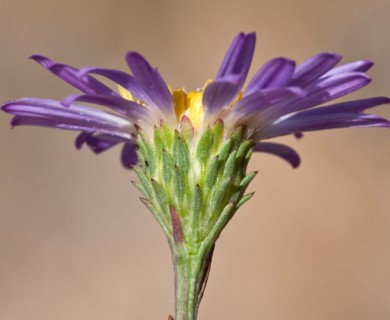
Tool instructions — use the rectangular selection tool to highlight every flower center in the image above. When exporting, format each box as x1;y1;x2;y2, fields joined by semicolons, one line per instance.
173;89;204;130
118;84;210;130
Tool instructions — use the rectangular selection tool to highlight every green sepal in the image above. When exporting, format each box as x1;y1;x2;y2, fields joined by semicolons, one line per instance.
162;149;173;183
204;156;219;190
153;125;165;160
160;123;174;150
135;122;257;259
243;148;254;170
211;119;224;153
133;167;154;199
189;184;202;244
173;166;186;203
223;150;237;178
191;184;202;218
230;126;243;148
151;179;170;217
236;192;254;209
202;202;235;244
179;115;194;142
140;197;172;243
239;171;257;189
228;190;242;204
137;131;157;176
236;140;252;164
131;180;148;198
218;139;232;162
173;130;190;173
209;176;231;217
196;127;212;165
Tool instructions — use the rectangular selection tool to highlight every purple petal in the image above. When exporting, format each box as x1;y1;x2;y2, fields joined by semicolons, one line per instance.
126;52;172;113
121;143;138;168
260;112;390;139
3;98;133;139
217;32;256;81
290;53;342;87
290;72;371;111
202;75;242;112
254;142;301;168
75;131;91;149
260;72;371;123
76;132;129;153
322;60;374;77
232;87;305;117
205;32;256;111
292;97;390;117
61;94;150;122
31;55;115;95
77;67;146;100
245;58;296;95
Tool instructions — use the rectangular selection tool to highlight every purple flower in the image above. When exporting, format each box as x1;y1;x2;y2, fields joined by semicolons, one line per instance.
2;32;389;169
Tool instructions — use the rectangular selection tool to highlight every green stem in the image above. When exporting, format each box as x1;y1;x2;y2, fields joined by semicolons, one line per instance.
172;245;215;320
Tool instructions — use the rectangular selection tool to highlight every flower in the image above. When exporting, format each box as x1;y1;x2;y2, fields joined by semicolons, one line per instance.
3;32;388;170
2;32;389;320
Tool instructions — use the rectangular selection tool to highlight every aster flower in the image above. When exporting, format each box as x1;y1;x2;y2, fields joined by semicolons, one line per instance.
2;32;389;320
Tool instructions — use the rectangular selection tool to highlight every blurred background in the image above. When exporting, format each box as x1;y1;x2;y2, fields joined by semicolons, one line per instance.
0;0;389;319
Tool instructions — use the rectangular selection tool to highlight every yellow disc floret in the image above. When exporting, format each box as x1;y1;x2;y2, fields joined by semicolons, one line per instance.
185;91;204;130
119;84;208;131
172;89;187;121
173;88;205;130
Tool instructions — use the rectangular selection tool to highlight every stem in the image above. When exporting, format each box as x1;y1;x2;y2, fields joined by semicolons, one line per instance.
172;245;215;320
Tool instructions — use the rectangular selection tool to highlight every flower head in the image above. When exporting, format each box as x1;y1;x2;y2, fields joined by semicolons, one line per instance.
2;32;389;320
3;32;388;169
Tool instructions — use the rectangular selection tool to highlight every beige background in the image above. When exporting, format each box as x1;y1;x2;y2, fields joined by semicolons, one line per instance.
1;0;390;319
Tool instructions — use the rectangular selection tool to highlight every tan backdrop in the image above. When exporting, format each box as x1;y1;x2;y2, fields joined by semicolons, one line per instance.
1;0;389;319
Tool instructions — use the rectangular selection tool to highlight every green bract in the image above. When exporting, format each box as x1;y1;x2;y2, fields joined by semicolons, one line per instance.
134;117;256;319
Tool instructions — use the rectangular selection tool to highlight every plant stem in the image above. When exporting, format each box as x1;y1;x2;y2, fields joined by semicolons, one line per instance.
172;244;215;320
